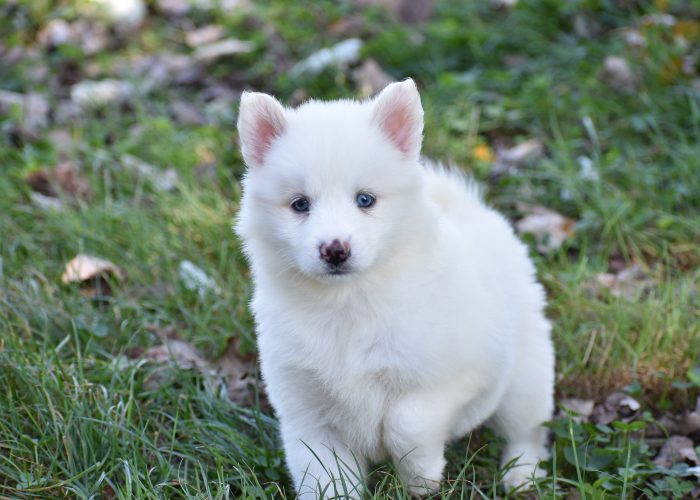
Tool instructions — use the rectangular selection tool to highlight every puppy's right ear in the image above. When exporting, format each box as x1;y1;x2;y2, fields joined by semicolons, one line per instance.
237;92;287;168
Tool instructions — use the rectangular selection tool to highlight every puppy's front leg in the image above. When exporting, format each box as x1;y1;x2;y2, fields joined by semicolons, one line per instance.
383;389;458;496
281;419;366;499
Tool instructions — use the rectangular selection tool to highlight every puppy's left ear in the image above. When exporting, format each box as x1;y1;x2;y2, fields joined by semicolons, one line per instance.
371;78;423;160
237;91;287;168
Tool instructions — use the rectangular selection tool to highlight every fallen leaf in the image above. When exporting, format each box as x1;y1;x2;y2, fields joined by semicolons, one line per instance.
289;38;363;78
185;24;225;48
61;254;127;284
156;0;190;16
139;325;257;405
71;79;134;108
143;325;211;371
652;397;700;437
171;100;208;125
559;398;595;422
121;155;179;191
0;90;49;138
193;39;255;64
47;130;75;159
653;435;699;468
30;193;64;210
516;204;575;253
618;28;647;48
179;260;220;296
601;56;638;93
492;139;544;174
37;19;73;47
395;0;436;24
26;162;91;205
591;392;641;425
354;59;394;97
216;337;257;405
90;0;146;29
595;264;654;300
472;144;494;163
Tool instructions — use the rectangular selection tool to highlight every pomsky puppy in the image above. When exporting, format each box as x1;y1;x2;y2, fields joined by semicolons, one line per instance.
235;79;554;498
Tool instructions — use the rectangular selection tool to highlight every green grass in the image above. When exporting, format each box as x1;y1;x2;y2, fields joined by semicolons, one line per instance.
1;0;699;497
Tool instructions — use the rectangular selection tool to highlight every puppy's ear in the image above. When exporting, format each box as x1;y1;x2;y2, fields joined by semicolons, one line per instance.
237;92;287;168
371;78;423;160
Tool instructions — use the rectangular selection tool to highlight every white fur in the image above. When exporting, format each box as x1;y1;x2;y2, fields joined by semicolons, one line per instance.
235;79;555;497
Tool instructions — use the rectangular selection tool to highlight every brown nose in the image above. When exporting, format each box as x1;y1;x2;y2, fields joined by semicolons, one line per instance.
319;239;351;266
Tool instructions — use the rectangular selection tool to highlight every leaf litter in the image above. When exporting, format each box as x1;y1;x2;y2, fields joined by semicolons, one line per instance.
515;203;576;253
61;254;127;298
138;324;258;406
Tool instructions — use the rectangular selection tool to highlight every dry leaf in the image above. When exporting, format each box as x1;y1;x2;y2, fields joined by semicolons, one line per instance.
216;337;258;406
653;435;699;468
601;56;638;93
591;392;641;425
171;100;208;125
26;162;91;206
185;25;225;48
492;139;544;174
193;39;255;64
354;59;394;97
595;264;654;300
90;0;146;28
139;325;257;405
558;398;595;422
121;154;179;191
652;397;700;437
179;260;220;296
516;204;575;253
0;90;49;138
47;130;75;158
61;254;127;284
71;79;134;108
156;0;190;16
289;38;363;78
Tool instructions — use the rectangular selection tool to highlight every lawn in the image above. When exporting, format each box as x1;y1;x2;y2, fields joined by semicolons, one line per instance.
1;0;699;498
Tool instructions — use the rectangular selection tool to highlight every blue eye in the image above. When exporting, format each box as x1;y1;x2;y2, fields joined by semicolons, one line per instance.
291;197;310;212
356;192;376;208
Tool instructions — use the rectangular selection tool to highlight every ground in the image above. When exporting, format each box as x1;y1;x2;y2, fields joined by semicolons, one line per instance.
1;0;699;498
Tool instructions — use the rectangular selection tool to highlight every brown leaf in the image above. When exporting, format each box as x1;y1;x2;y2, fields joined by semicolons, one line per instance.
594;264;654;300
0;90;49;139
601;56;638;93
216;337;258;406
121;155;179;192
515;204;575;253
558;398;595;422
492;139;545;174
653;435;699;468
61;254;127;284
354;59;394;97
171;101;208;125
71;79;134;108
138;326;258;406
185;25;225;48
591;392;640;425
26;162;91;204
192;39;255;64
47;130;75;159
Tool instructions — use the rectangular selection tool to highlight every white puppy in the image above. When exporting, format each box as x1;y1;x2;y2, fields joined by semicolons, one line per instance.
235;79;554;498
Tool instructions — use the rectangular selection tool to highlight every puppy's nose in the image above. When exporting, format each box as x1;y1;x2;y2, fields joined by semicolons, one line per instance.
319;239;351;266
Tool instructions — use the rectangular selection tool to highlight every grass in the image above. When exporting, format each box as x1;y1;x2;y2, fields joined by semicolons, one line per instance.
1;0;699;497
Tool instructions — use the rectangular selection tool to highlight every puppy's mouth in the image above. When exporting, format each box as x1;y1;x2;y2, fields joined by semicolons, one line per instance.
323;263;354;277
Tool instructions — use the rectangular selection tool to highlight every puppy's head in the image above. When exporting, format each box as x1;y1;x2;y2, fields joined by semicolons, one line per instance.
236;79;425;281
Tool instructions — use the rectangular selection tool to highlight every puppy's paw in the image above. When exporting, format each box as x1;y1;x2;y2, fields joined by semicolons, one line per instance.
406;476;441;497
502;463;545;492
